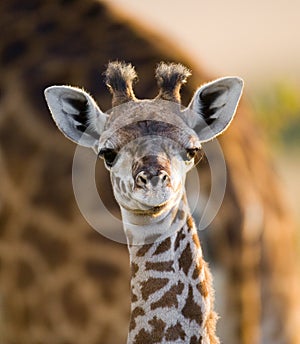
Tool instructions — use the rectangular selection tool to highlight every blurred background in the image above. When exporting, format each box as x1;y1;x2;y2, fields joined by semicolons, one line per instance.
0;0;299;343
109;0;300;222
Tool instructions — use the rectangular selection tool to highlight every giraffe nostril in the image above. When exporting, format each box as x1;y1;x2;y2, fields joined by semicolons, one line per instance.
135;171;148;187
159;171;170;186
135;170;170;188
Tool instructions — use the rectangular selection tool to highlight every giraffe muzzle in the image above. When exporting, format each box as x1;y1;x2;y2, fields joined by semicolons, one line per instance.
135;170;170;189
132;155;171;190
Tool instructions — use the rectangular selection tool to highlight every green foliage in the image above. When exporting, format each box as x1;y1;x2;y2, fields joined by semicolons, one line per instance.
251;81;300;147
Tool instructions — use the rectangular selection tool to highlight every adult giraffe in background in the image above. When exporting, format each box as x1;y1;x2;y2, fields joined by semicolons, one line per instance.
0;1;299;344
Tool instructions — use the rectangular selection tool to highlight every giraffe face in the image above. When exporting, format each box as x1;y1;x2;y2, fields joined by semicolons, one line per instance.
87;99;202;212
98;114;201;211
44;62;243;213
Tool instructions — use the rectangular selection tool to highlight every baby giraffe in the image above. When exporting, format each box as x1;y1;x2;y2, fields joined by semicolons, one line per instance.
44;62;243;344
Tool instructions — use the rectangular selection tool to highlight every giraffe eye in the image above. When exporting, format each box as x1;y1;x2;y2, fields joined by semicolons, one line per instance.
186;148;199;160
98;148;118;168
185;147;203;165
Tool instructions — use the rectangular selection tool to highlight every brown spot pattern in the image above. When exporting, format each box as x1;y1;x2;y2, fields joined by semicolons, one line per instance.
129;307;145;331
165;322;186;341
192;265;200;279
182;286;203;325
133;316;166;344
131;262;139;278
131;289;138;302
190;335;202;343
153;237;171;255
179;242;193;275
140;278;169;301
151;281;184;310
23;225;69;267
145;260;174;272
136;243;153;257
175;228;186;250
192;257;204;279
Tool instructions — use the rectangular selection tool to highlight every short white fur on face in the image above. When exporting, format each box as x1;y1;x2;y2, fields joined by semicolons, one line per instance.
108;137;193;210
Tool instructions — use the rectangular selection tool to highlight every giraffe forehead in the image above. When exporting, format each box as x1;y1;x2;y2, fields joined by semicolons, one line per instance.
106;99;184;125
100;120;199;152
100;99;199;150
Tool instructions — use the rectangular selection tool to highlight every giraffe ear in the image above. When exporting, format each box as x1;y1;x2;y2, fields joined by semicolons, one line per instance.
184;77;243;142
44;86;108;149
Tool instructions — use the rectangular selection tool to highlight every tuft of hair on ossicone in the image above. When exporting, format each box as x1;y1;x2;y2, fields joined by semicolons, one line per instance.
155;62;191;103
104;61;138;106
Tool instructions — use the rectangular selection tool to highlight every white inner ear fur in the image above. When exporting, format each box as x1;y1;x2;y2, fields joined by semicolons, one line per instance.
203;85;229;109
185;77;244;142
44;85;108;148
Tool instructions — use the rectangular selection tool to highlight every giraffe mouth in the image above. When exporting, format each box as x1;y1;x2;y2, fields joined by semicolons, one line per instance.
131;180;182;210
132;188;173;208
122;199;171;216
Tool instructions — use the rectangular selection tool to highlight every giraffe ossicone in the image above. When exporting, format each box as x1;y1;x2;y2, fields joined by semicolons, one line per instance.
44;61;243;343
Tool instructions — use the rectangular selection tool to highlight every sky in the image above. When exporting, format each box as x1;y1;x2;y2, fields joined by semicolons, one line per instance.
106;0;300;89
105;0;300;219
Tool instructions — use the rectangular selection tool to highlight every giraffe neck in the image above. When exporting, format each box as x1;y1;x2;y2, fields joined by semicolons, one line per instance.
122;194;219;344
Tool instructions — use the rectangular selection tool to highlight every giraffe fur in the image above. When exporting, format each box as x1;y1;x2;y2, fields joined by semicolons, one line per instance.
44;61;243;343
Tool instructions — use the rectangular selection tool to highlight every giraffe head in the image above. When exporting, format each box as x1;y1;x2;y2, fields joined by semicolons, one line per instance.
44;62;243;215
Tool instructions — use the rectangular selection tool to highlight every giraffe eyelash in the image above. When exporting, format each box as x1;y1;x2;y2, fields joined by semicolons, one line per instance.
98;148;118;167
